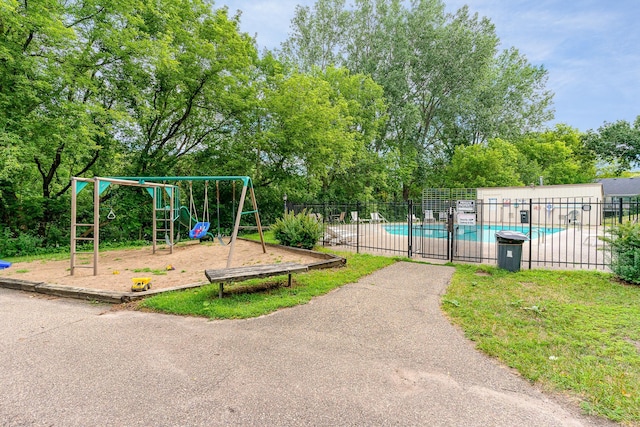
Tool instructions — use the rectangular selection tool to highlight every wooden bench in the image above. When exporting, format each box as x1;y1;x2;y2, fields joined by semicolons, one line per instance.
204;263;309;298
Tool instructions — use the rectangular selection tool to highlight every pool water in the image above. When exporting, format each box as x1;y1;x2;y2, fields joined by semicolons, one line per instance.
383;224;564;243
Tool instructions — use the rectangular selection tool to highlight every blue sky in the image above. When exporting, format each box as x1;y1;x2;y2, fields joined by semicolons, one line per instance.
219;0;639;133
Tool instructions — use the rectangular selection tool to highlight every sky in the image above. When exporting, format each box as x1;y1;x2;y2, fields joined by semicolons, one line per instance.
219;0;639;133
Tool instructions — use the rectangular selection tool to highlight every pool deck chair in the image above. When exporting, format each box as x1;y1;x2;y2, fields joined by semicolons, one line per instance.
324;227;358;245
408;213;419;223
350;211;370;223
424;210;435;222
438;211;448;222
370;212;388;223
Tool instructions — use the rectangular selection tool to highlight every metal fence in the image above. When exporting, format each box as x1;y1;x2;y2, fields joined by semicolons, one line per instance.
288;198;640;271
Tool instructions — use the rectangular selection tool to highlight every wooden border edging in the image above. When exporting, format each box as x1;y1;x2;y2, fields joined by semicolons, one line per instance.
0;241;346;304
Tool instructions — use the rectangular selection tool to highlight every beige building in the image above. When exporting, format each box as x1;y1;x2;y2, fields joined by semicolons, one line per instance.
475;183;604;226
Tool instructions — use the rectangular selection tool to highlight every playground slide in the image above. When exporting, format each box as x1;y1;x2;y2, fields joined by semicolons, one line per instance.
176;205;199;230
0;260;11;270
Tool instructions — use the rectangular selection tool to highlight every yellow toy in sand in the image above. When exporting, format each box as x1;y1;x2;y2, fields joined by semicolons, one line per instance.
131;277;151;292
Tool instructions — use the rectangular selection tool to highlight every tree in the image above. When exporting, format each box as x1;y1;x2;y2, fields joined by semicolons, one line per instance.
514;125;595;185
0;0;119;237
120;4;258;176
446;139;523;188
279;0;554;199
260;66;386;200
583;116;640;174
280;0;350;71
0;0;258;240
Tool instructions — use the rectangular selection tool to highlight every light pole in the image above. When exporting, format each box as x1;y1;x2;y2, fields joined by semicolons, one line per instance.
283;193;288;215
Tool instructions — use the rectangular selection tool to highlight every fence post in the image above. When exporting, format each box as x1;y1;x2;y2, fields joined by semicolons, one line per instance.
528;199;533;270
619;197;623;224
356;201;360;253
408;200;413;258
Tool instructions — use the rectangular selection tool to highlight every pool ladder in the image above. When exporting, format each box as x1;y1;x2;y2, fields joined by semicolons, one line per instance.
527;227;546;244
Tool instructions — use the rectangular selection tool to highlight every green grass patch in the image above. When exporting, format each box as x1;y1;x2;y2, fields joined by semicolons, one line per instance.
139;251;396;319
443;264;640;423
4;252;70;263
242;230;279;244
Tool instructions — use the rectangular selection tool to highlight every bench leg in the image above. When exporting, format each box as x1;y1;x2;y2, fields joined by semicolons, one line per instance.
287;273;292;287
219;283;224;298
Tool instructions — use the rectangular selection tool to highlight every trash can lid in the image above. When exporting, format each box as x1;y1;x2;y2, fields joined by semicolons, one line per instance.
495;230;529;242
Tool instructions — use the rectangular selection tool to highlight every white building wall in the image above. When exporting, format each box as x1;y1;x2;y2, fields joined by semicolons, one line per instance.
476;183;604;226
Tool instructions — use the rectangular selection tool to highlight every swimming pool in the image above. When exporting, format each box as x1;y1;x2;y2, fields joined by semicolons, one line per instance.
383;224;564;243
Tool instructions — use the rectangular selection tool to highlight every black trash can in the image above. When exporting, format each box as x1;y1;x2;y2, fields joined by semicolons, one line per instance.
495;230;529;272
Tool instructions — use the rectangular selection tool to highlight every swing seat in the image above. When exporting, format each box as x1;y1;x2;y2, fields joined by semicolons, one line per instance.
189;222;210;239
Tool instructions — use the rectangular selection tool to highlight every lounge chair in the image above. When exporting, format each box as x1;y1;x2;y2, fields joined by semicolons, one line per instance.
438;211;448;222
423;210;435;222
324;227;358;245
350;211;369;223
408;213;419;223
370;212;388;223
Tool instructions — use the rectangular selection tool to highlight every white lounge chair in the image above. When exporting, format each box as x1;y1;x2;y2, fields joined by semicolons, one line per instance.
350;211;369;223
324;227;358;245
370;212;388;223
423;210;435;222
408;213;419;223
438;211;448;222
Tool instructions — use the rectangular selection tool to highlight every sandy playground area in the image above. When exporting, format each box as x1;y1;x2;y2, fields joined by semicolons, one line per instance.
0;240;323;294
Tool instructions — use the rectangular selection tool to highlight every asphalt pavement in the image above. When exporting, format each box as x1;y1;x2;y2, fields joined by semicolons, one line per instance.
0;262;617;426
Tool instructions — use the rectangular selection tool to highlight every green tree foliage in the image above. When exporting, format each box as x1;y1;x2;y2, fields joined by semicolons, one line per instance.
444;126;595;188
120;4;257;176
583;116;640;174
514;125;596;185
446;139;523;188
0;0;258;241
246;66;386;202
280;0;554;199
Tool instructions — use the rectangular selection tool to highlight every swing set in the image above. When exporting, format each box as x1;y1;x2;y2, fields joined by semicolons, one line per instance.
70;176;266;276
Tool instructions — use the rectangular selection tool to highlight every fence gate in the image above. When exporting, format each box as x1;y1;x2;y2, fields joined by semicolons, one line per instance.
415;188;479;262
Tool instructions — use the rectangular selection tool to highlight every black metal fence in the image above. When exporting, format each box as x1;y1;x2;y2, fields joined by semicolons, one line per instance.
288;198;640;271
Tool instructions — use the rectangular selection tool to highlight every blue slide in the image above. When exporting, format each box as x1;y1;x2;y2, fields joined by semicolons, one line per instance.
0;260;11;270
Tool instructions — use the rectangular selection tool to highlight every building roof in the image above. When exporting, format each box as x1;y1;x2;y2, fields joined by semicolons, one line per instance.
595;178;640;197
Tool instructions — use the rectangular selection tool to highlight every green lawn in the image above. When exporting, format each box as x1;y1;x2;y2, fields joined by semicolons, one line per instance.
443;264;640;424
139;250;397;319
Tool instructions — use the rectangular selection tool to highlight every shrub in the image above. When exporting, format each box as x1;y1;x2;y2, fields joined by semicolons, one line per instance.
271;210;324;250
601;222;640;284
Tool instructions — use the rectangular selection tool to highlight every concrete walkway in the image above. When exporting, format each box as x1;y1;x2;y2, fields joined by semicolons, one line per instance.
0;262;615;426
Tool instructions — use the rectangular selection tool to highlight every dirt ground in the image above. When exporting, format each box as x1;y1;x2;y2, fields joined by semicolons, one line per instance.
0;240;322;293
